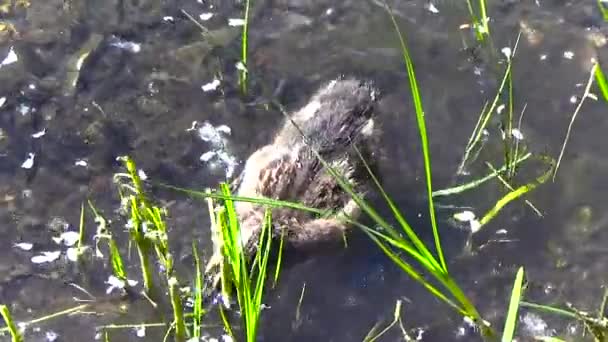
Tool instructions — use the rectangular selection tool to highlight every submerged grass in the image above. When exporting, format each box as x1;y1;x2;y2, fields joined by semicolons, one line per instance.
458;32;521;174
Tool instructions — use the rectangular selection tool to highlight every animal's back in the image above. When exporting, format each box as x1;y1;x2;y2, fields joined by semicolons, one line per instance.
273;78;378;154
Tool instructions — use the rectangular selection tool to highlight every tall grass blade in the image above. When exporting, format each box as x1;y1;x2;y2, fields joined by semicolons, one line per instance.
381;0;447;273
502;266;525;342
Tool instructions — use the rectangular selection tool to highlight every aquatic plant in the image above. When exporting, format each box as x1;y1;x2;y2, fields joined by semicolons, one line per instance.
209;183;274;342
465;0;491;42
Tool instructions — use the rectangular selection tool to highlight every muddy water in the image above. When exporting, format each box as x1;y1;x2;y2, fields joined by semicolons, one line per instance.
0;0;607;341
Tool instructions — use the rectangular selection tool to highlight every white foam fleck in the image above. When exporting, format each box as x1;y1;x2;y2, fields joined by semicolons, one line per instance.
21;153;35;169
228;18;246;26
200;12;214;21
1;47;18;67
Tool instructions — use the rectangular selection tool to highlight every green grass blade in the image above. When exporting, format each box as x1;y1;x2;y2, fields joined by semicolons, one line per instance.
477;156;554;230
502;266;525;342
366;234;467;316
520;302;579;320
77;202;85;253
0;305;23;342
433;152;532;197
597;0;608;22
354;145;442;272
382;0;447;273
594;61;608;102
191;242;205;338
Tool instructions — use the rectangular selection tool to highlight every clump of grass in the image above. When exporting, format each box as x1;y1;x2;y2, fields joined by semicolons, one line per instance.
112;156;188;341
208;183;275;342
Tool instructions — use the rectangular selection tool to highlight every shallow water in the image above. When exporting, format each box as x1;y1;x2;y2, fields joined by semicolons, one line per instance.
1;0;608;341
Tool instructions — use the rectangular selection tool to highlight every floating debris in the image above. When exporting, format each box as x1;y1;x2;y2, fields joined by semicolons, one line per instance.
453;210;481;233
235;61;247;72
199;12;214;21
200;150;238;178
520;312;549;337
0;46;17;67
13;242;33;251
228;18;246;27
201;78;221;92
45;331;59;342
501;47;512;59
496;103;506;114
52;231;80;247
31;128;46;138
426;2;439;13
108;35;141;53
21;152;35;169
74;159;88;167
199;150;216;162
105;275;138;294
66;247;79;262
0;97;5;108
162;16;174;22
511;128;524;140
563;50;574;59
31;251;61;264
63;34;103;97
135;325;146;338
137;169;148;181
453;210;476;223
17;103;31;115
